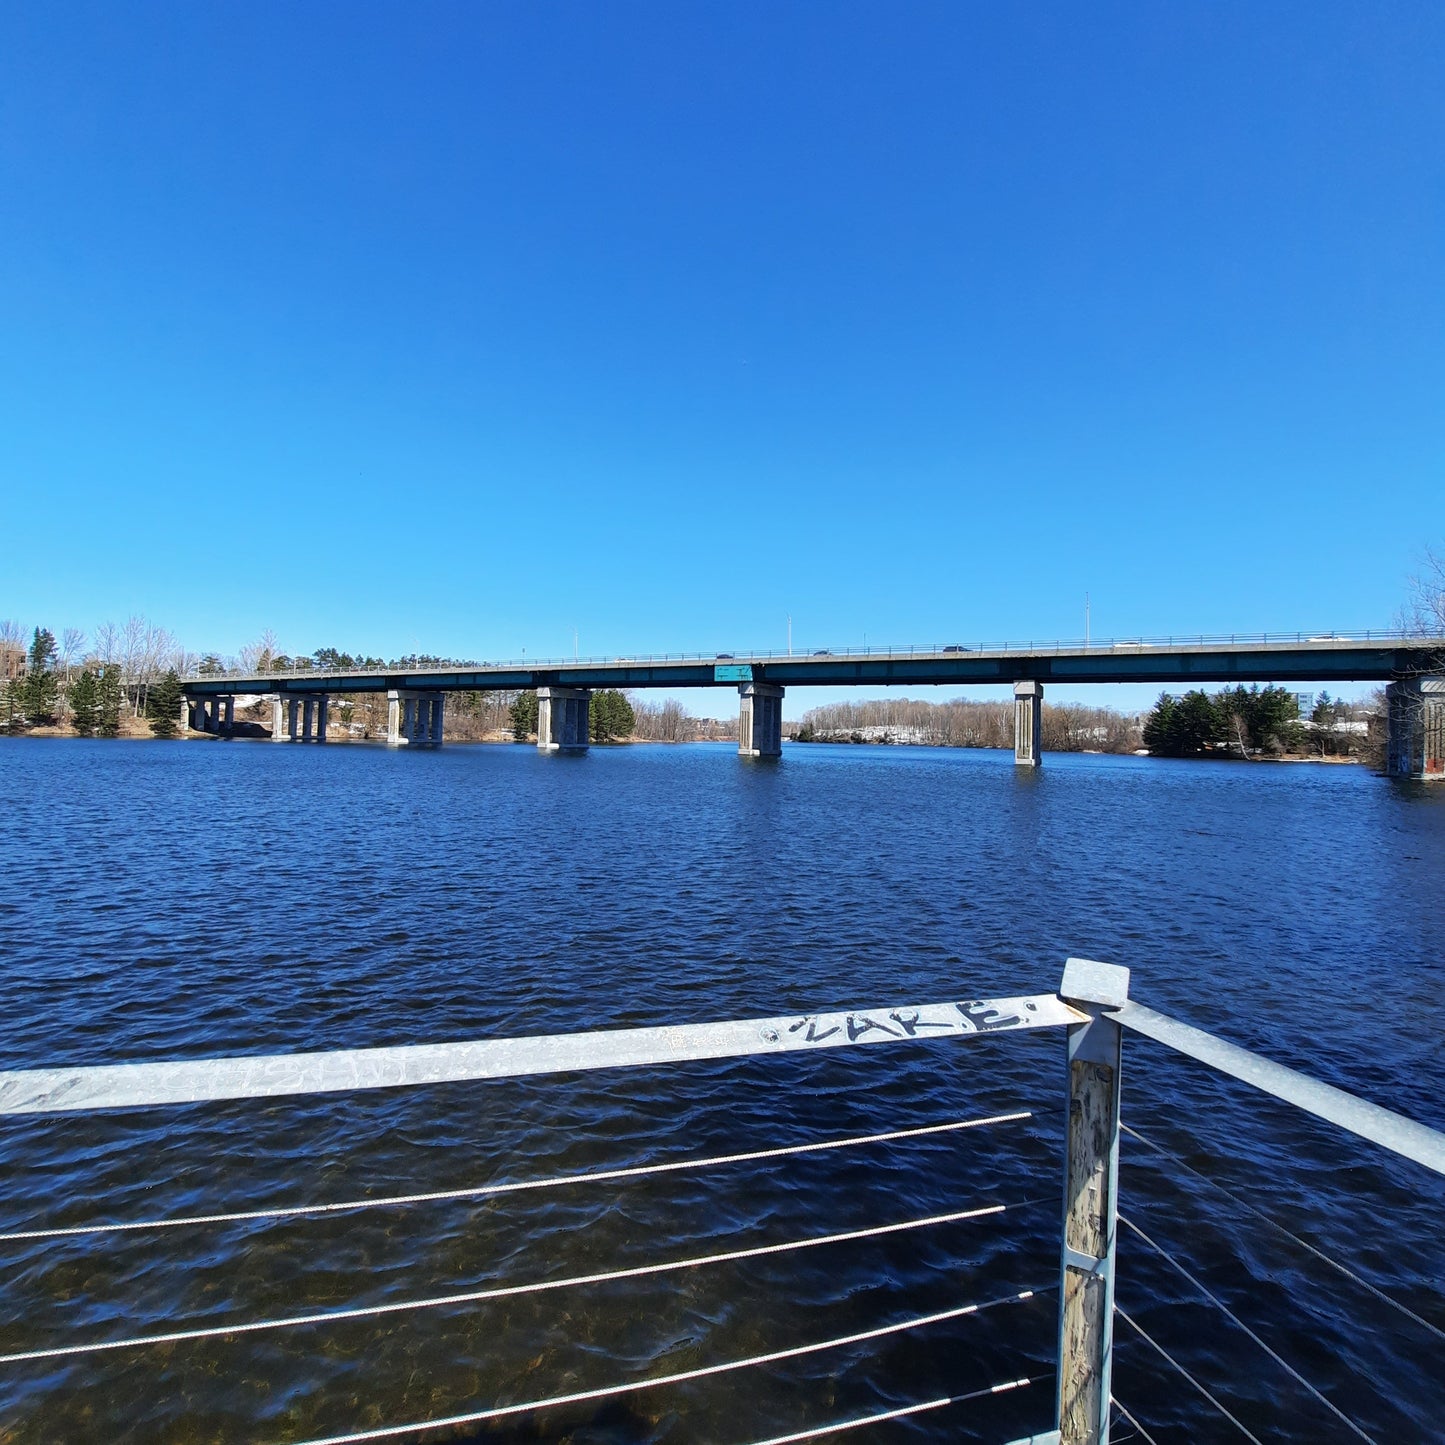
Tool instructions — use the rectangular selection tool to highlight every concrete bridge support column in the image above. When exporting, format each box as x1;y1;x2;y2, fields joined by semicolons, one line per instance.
387;690;445;747
221;696;235;735
1014;680;1042;766
271;696;286;741
287;697;301;743
1387;678;1445;780
301;698;316;743
187;698;204;734
738;683;784;757
315;696;329;743
537;686;590;751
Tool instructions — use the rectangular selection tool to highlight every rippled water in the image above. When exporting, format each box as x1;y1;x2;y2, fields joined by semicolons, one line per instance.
0;738;1441;1443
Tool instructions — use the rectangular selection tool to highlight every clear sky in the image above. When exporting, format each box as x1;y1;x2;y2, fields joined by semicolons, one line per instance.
2;3;1441;715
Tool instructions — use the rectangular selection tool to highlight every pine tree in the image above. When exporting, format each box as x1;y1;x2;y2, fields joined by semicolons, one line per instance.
70;670;101;736
589;689;636;742
148;669;184;739
28;627;56;672
96;664;123;738
19;627;59;726
510;690;538;740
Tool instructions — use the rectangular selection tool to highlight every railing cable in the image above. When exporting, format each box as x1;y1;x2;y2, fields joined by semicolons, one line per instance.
1122;1122;1445;1346
0;1197;1047;1365
281;1287;1047;1445
744;1375;1040;1444
1110;1396;1162;1445
0;1111;1029;1245
1115;1305;1263;1444
1120;1213;1377;1443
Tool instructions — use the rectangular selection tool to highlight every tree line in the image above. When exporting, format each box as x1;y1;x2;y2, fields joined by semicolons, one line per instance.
503;690;734;743
2;625;185;738
792;696;1142;753
1141;685;1374;759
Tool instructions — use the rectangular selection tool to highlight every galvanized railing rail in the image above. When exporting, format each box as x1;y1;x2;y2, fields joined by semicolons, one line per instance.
0;962;1441;1445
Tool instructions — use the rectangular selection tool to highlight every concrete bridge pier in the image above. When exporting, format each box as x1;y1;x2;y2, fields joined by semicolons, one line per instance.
537;686;590;751
738;682;784;757
387;690;445;747
1386;678;1445;780
187;696;234;735
267;694;331;742
1014;680;1042;766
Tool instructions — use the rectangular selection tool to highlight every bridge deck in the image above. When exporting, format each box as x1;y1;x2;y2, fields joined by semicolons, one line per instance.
182;633;1445;695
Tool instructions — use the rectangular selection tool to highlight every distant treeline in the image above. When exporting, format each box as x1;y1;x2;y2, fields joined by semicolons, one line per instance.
792;696;1141;753
503;690;737;744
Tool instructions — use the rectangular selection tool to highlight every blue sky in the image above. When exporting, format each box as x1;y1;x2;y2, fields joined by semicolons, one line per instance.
2;4;1440;714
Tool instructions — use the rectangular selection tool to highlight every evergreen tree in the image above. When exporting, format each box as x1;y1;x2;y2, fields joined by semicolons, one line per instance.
1251;685;1302;754
510;690;538;740
19;627;59;726
96;664;124;737
590;689;636;742
147;669;185;739
28;627;56;672
70;670;101;736
1141;690;1219;756
1141;694;1177;754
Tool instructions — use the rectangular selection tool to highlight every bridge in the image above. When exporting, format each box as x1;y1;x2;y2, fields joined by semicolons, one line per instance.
181;630;1445;778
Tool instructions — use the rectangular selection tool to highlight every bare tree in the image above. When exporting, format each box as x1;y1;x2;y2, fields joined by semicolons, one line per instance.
92;620;120;668
239;628;279;674
629;695;704;742
59;628;86;680
119;617;147;715
1400;546;1445;636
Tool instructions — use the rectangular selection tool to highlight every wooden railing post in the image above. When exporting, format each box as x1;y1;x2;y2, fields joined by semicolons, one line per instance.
1056;958;1129;1445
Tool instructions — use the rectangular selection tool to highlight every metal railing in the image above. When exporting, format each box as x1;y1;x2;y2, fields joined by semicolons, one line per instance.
181;629;1445;684
0;959;1440;1443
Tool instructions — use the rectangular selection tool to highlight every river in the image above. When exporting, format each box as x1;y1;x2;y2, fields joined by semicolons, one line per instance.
0;738;1441;1443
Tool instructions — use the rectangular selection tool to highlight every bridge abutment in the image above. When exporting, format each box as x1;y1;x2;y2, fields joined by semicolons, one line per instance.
738;683;783;757
537;686;590;751
1386;678;1445;780
387;690;445;747
1014;680;1042;766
